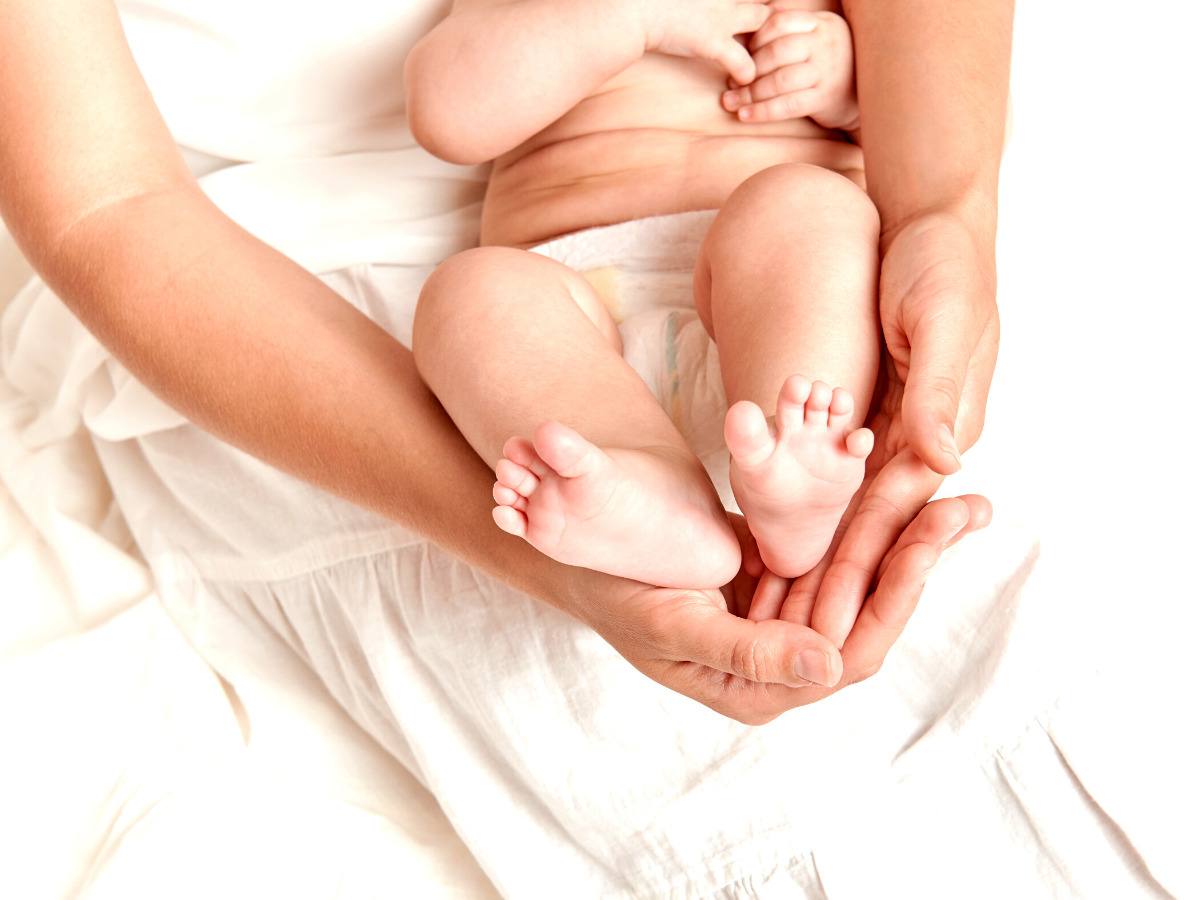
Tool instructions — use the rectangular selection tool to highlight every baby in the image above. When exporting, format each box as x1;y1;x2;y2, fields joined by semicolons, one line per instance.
407;0;879;589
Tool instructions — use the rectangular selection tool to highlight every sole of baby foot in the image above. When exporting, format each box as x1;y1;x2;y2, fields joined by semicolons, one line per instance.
725;376;873;578
492;421;741;589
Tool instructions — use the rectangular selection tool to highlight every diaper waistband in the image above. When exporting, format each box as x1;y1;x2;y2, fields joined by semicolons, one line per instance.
529;210;718;272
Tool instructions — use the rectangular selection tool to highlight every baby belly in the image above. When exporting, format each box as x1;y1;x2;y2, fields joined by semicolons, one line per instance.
482;130;865;248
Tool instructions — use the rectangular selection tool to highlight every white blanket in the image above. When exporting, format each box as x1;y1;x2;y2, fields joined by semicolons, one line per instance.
2;1;1197;897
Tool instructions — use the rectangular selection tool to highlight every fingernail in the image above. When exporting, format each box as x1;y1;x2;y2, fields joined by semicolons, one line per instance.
938;424;963;469
795;649;836;687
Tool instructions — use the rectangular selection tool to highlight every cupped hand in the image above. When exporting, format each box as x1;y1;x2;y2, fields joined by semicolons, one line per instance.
758;210;999;647
574;502;986;724
879;210;1000;476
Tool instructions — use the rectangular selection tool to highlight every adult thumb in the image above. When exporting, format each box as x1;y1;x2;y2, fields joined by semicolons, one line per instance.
901;307;973;475
671;601;843;688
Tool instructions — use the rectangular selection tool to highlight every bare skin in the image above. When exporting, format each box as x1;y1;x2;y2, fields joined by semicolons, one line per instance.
410;0;878;584
0;0;1008;723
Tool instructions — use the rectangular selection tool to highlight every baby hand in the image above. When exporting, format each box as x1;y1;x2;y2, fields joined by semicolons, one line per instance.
640;0;771;86
721;3;858;129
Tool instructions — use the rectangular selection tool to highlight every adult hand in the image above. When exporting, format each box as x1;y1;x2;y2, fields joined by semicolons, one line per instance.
764;210;999;646
575;501;987;725
879;209;1000;475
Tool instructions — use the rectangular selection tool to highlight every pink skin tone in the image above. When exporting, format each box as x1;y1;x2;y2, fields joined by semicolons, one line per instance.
411;0;881;587
415;161;879;587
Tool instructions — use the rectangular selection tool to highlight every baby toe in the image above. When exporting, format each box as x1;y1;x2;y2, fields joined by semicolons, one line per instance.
775;374;812;433
846;426;875;459
725;400;775;467
804;381;833;426
493;482;520;506
828;386;855;428
502;436;550;477
496;458;539;497
492;505;528;537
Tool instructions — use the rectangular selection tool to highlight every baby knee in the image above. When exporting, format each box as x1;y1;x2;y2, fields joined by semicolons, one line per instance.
713;163;879;244
417;247;523;320
413;246;620;359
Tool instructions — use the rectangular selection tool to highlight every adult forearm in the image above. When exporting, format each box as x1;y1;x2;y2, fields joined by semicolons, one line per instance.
38;186;605;611
842;0;1013;245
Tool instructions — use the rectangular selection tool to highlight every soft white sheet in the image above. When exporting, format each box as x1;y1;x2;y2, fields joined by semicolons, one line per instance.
2;0;1197;897
0;222;497;899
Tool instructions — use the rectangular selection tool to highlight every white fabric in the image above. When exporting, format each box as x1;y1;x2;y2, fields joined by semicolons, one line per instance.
2;1;1197;897
118;0;450;160
0;190;1165;896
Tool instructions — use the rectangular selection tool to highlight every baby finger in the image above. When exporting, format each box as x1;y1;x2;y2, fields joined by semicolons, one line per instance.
735;88;820;122
749;9;818;51
722;84;753;111
751;33;813;78
714;37;758;86
722;63;816;110
734;2;772;35
752;62;819;101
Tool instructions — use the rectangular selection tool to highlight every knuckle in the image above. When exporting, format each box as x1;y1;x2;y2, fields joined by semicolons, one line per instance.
783;91;809;114
729;635;770;682
825;555;877;590
857;491;909;525
922;374;963;411
780;33;810;57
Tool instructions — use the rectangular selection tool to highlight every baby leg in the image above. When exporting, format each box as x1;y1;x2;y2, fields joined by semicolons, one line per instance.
695;164;881;577
413;247;740;588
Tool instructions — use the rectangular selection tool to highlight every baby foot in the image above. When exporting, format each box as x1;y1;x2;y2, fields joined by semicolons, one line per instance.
726;376;874;578
491;422;742;589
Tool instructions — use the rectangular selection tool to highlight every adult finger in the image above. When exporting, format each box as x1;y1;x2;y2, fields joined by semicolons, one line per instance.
728;512;765;578
836;494;990;684
650;659;818;725
901;299;979;475
877;493;991;574
838;538;938;685
746;571;791;621
654;592;843;687
749;10;817;51
806;450;942;645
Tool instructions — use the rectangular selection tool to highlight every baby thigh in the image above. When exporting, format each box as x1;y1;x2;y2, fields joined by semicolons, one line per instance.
412;247;683;465
694;163;881;420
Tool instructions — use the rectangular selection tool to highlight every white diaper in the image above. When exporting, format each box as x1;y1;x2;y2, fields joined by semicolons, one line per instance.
529;211;737;507
530;210;718;320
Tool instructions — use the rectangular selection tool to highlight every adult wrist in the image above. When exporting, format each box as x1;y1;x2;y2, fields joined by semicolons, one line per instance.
877;184;998;257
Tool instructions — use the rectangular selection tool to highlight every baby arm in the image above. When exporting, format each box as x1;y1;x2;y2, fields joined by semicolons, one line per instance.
406;0;770;164
721;0;859;131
